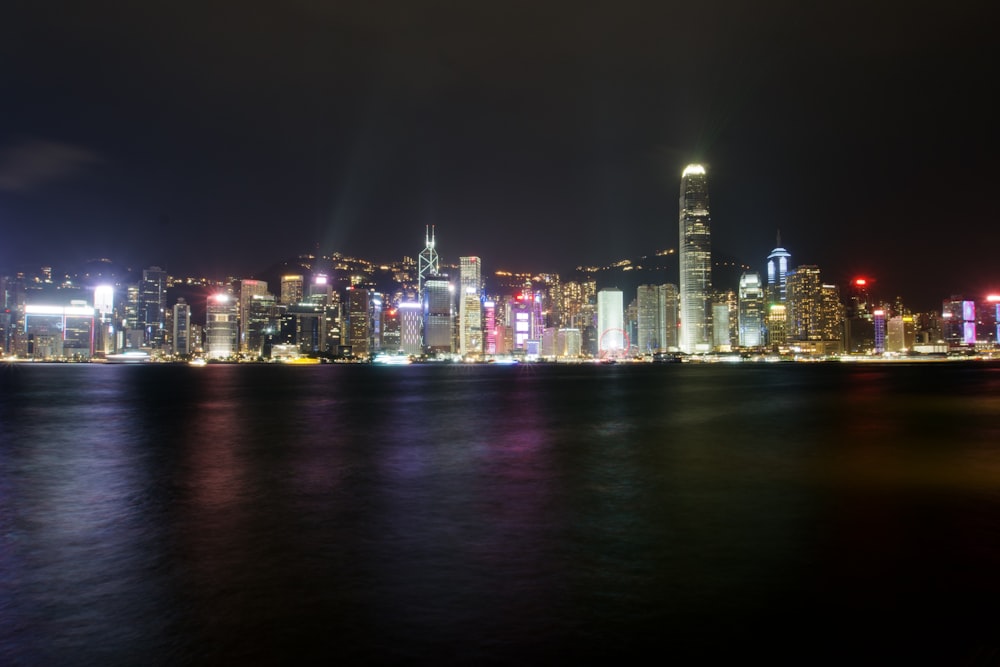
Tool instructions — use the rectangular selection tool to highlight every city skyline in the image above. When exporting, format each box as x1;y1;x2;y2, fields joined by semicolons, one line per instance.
1;2;997;312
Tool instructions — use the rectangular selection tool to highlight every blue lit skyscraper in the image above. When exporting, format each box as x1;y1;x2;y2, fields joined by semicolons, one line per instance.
678;164;712;353
766;232;792;303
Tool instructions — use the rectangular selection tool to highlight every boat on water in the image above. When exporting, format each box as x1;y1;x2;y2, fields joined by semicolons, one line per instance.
105;351;151;364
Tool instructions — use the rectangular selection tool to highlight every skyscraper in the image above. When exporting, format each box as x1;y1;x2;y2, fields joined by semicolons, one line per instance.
346;287;372;357
239;279;269;353
280;275;304;305
205;293;238;359
738;272;764;347
139;266;167;347
766;233;792;303
459;256;482;358
418;226;439;296
423;275;453;354
636;285;660;354
597;288;625;358
678;164;712;353
173;298;191;356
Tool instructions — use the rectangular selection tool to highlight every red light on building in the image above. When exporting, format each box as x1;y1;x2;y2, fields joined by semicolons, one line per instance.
854;278;867;286
986;295;1000;303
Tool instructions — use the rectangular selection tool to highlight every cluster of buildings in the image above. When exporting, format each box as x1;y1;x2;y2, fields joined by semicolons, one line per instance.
2;165;998;362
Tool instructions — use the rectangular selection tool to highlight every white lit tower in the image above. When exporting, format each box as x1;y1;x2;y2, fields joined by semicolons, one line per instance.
597;288;626;359
418;225;439;297
459;256;482;358
678;164;712;353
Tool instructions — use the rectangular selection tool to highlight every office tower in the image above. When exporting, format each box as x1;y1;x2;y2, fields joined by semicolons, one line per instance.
418;226;439;296
346;287;372;357
246;293;280;358
678;164;712;353
423;275;453;354
786;266;823;340
766;303;787;348
508;291;544;352
557;328;582;358
819;284;844;346
712;303;731;350
173;298;192;356
738;272;764;347
239;279;268;353
398;302;423;356
280;275;304;305
660;284;679;350
459;256;482;358
139;266;167;347
597;288;625;358
370;292;384;352
93;285;115;354
205;293;238;359
766;232;792;303
887;315;916;353
382;307;401;352
636;285;660;354
307;274;333;305
483;300;497;356
873;309;886;354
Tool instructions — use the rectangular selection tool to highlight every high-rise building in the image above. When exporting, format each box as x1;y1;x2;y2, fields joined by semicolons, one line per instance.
738;272;764;347
239;279;269;353
637;284;678;354
887;315;916;353
422;275;453;354
346;287;372;357
280;275;304;305
459;256;482;358
636;285;661;354
786;266;823;340
483;300;497;356
766;233;792;303
597;288;625;358
678;164;712;353
245;293;280;358
766;303;787;348
398;301;423;356
173;298;191;356
139;266;167;347
205;293;238;359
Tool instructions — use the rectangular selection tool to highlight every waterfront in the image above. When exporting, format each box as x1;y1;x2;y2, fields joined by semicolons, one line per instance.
2;362;1000;664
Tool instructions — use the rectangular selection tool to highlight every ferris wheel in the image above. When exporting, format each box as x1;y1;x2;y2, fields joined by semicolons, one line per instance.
598;328;630;360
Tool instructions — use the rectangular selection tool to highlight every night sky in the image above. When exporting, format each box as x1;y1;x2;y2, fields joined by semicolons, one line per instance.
1;1;996;310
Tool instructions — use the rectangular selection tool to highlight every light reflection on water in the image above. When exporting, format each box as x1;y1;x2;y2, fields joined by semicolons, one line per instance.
2;362;1000;664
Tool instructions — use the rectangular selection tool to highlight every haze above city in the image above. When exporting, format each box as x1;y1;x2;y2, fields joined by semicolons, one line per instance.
1;1;996;312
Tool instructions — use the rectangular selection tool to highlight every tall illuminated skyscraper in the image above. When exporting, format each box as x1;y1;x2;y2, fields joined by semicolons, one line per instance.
172;298;192;356
418;225;439;296
423;275;453;354
139;266;167;347
738;272;764;347
205;293;238;359
459;256;482;358
766;232;792;303
239;279;268;353
280;275;304;305
678;164;712;353
597;288;625;358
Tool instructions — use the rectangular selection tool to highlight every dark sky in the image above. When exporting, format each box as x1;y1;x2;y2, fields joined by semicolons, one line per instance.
1;0;996;310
